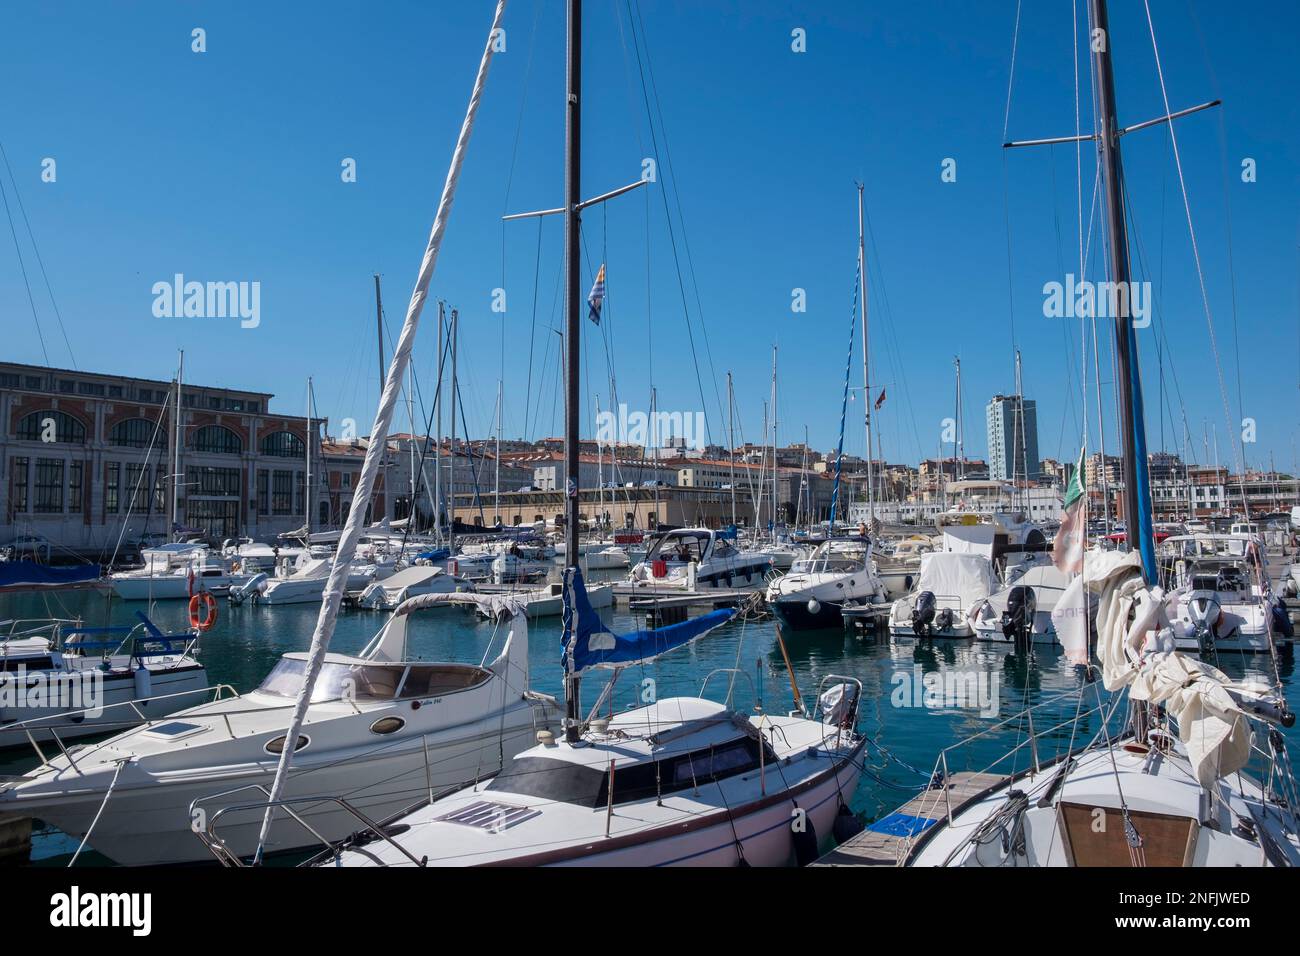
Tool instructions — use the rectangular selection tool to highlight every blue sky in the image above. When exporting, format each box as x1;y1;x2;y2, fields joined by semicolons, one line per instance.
2;1;1296;474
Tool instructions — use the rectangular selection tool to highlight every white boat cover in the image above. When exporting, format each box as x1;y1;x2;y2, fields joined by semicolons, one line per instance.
917;552;997;610
940;524;996;559
1086;550;1261;788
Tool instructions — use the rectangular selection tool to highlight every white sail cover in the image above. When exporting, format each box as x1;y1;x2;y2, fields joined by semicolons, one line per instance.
917;552;997;610
1087;550;1258;787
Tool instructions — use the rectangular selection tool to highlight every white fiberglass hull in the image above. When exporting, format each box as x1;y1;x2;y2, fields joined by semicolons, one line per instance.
0;664;209;747
112;574;249;601
1;698;552;865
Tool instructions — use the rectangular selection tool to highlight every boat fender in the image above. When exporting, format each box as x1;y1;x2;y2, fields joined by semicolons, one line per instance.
1271;603;1295;639
792;805;818;866
832;801;862;844
807;598;821;615
133;664;152;700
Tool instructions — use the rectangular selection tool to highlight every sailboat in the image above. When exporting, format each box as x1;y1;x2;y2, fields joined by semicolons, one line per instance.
308;0;863;867
894;0;1300;867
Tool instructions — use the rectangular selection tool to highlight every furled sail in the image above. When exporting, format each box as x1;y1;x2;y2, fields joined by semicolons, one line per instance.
561;567;735;672
1088;550;1271;787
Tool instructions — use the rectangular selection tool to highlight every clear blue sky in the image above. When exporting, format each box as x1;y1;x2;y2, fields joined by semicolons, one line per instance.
2;1;1296;474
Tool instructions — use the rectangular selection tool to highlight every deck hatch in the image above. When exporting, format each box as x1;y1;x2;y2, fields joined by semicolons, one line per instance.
434;800;540;832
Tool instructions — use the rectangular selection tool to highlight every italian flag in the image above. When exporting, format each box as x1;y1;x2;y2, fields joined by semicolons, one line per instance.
1053;446;1087;574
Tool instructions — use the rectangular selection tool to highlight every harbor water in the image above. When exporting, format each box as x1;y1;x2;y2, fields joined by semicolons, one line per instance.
2;579;1295;866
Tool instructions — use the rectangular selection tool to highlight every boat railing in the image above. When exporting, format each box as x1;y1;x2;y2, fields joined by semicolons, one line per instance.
0;682;240;771
922;685;1121;829
698;667;759;710
188;783;432;867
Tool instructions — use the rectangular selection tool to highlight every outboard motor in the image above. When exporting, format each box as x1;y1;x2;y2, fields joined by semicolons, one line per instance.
912;591;936;637
1185;589;1222;652
1001;585;1037;651
934;607;955;634
229;572;268;606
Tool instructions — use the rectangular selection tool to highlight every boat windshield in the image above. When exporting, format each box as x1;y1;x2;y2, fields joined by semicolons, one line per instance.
257;657;402;703
807;541;866;571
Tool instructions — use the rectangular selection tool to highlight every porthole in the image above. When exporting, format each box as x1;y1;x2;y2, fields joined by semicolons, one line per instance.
265;734;309;755
370;716;405;736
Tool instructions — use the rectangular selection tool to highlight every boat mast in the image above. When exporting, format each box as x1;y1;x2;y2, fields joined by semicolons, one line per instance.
1091;0;1156;579
306;376;314;535
494;378;502;525
450;307;459;553
563;0;583;741
435;301;444;542
954;356;964;480
171;349;183;541
727;371;736;528
771;345;778;541
374;274;385;396
857;183;874;526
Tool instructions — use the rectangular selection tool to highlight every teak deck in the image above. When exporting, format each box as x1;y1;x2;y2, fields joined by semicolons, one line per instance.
814;771;1006;866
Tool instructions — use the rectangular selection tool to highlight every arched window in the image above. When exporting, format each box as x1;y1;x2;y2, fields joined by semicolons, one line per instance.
15;410;86;444
109;418;166;449
191;425;242;455
261;431;304;458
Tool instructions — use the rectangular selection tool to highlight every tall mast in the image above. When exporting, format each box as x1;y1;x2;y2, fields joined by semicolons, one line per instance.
172;349;183;540
374;274;385;395
495;379;502;525
857;183;874;525
954;356;964;480
1091;0;1156;579
727;371;736;527
1013;349;1024;510
449;307;459;553
306;376;314;535
771;345;778;540
562;0;583;741
435;301;444;542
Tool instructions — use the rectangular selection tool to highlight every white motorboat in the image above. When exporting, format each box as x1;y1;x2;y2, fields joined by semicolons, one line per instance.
311;571;864;868
766;535;886;630
970;560;1073;646
629;528;772;591
252;555;390;606
110;544;253;601
873;536;937;599
0;615;209;747
888;552;998;639
490;551;551;584
0;593;562;865
356;565;474;611
475;580;614;619
1161;535;1293;655
580;545;629;570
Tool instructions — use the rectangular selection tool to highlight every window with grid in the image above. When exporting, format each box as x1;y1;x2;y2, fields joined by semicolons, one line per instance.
33;459;64;513
272;470;293;515
8;457;28;518
69;461;83;514
257;470;269;516
261;431;304;458
191;425;242;454
109;418;166;449
105;462;120;516
15;410;87;444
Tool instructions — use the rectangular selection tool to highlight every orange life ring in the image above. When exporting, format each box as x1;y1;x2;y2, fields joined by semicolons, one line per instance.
189;591;219;631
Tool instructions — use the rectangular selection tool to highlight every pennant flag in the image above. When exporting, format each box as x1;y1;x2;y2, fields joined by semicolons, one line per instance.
1053;445;1088;574
1051;572;1091;666
587;263;606;326
874;387;886;410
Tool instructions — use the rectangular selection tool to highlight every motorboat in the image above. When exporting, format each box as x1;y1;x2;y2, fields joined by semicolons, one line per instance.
356;565;474;611
309;570;865;867
580;545;630;570
887;552;998;639
0;593;562;865
1161;535;1293;655
970;560;1073;647
873;535;937;599
110;544;254;601
251;555;393;606
628;528;773;591
0;615;208;747
766;535;887;630
475;580;614;620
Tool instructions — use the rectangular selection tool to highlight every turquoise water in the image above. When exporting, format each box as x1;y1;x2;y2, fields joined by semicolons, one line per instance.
2;578;1295;866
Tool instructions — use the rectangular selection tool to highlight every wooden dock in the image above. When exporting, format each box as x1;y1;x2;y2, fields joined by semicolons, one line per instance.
841;602;892;634
814;771;1005;866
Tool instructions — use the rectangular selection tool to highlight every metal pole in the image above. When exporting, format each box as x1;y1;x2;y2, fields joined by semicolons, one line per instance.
563;0;583;741
857;183;874;524
1091;0;1156;580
